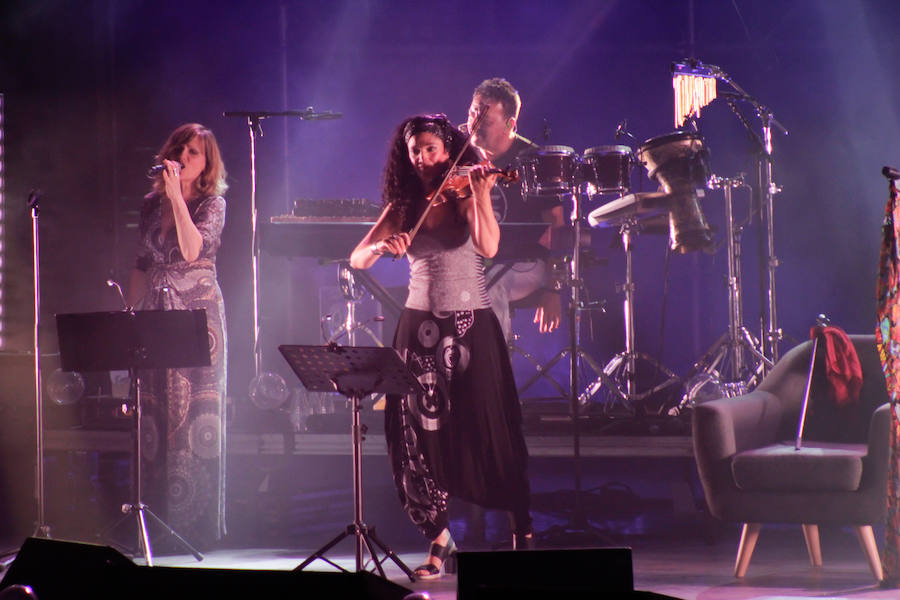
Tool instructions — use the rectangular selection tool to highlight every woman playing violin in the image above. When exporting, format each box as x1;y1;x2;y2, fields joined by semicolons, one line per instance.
350;114;533;579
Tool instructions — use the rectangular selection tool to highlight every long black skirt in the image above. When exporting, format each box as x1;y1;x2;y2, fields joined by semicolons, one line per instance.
385;307;531;540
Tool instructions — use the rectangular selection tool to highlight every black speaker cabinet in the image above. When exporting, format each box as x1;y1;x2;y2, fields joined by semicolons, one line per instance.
457;547;634;599
1;537;412;600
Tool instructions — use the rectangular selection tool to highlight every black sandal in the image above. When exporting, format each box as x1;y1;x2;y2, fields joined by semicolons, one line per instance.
414;537;458;580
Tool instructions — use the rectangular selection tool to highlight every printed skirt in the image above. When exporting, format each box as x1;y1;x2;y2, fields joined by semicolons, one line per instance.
385;307;531;539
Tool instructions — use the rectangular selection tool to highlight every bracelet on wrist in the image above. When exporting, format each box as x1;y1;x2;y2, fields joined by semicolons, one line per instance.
370;242;384;256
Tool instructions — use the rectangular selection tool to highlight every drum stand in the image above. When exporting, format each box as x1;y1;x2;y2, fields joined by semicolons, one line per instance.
674;175;773;413
578;218;680;416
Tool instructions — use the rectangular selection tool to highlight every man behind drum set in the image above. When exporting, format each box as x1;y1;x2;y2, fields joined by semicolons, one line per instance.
463;77;565;338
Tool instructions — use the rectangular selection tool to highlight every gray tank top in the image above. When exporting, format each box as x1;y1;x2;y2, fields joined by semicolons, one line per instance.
405;225;491;312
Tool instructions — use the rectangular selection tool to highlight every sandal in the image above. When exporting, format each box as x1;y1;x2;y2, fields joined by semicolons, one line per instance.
513;531;535;551
414;536;458;580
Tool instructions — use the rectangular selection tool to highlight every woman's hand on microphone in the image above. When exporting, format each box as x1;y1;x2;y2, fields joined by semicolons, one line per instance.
161;159;183;202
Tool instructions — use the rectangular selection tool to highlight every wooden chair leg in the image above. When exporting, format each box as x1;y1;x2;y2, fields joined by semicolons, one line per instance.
855;525;884;581
734;522;761;577
801;523;822;567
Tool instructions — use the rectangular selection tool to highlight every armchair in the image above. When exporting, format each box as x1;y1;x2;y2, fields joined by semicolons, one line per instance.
693;334;891;580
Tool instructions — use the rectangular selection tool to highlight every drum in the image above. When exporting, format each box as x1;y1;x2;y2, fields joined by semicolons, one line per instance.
518;145;578;197
636;132;713;253
581;145;632;194
636;131;710;194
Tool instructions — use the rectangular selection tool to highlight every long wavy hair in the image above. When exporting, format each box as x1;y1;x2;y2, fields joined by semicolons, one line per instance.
382;114;480;230
151;123;228;198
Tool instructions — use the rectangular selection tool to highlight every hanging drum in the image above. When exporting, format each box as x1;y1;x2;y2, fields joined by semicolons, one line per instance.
581;145;632;194
518;145;578;197
636;131;713;253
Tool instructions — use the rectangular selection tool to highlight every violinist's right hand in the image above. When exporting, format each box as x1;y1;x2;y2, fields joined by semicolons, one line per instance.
371;232;410;257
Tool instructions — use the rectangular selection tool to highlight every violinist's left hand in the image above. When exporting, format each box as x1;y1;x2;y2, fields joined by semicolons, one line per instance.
466;163;499;206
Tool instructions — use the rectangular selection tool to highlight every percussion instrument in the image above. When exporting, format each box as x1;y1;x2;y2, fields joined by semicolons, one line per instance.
636;131;713;253
518;145;578;197
586;192;670;229
636;131;710;194
581;145;632;194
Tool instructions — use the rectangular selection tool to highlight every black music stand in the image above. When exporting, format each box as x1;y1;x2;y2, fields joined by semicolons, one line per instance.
55;309;211;566
280;343;421;582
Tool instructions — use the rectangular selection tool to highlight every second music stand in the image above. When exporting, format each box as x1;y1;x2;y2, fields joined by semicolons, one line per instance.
55;309;211;566
280;343;422;582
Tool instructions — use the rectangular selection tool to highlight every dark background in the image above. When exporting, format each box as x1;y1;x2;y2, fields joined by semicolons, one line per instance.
1;0;899;545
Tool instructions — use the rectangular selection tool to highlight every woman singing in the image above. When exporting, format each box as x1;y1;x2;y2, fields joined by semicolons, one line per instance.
128;123;228;548
350;114;533;579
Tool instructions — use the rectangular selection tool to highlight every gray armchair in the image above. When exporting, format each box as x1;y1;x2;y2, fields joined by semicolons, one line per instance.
693;334;891;580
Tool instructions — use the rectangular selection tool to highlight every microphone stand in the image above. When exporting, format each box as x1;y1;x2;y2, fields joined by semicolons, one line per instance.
222;108;342;383
713;72;788;367
29;190;50;538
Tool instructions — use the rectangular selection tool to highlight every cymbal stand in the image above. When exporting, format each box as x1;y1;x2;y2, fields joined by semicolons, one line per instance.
674;175;773;413
578;218;680;416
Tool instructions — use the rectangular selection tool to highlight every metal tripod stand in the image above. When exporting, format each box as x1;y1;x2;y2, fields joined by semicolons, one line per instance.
578;217;680;416
675;175;773;412
56;309;210;566
280;344;418;582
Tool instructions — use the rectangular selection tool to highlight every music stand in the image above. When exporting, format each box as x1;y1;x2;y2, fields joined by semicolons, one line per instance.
279;343;422;582
55;309;211;566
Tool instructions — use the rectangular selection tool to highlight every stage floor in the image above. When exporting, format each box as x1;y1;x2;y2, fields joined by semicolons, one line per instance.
4;527;893;600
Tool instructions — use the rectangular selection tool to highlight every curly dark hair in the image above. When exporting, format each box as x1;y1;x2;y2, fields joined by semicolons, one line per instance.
381;114;480;230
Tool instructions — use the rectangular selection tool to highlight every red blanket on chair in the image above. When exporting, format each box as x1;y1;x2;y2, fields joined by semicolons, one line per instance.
810;325;863;406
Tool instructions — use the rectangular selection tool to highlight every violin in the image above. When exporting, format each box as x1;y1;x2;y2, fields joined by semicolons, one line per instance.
427;161;520;204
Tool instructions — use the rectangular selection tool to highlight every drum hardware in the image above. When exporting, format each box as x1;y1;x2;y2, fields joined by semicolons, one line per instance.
579;215;681;416
671;174;774;415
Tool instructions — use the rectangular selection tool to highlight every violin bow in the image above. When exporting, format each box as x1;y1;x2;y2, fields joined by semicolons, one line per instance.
400;106;490;254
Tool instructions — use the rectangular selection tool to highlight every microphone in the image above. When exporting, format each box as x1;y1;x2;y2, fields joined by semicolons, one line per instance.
106;279;130;312
147;162;182;177
883;165;900;181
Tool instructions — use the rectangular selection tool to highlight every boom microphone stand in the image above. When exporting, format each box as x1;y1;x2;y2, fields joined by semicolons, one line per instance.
222;108;341;382
710;71;788;367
